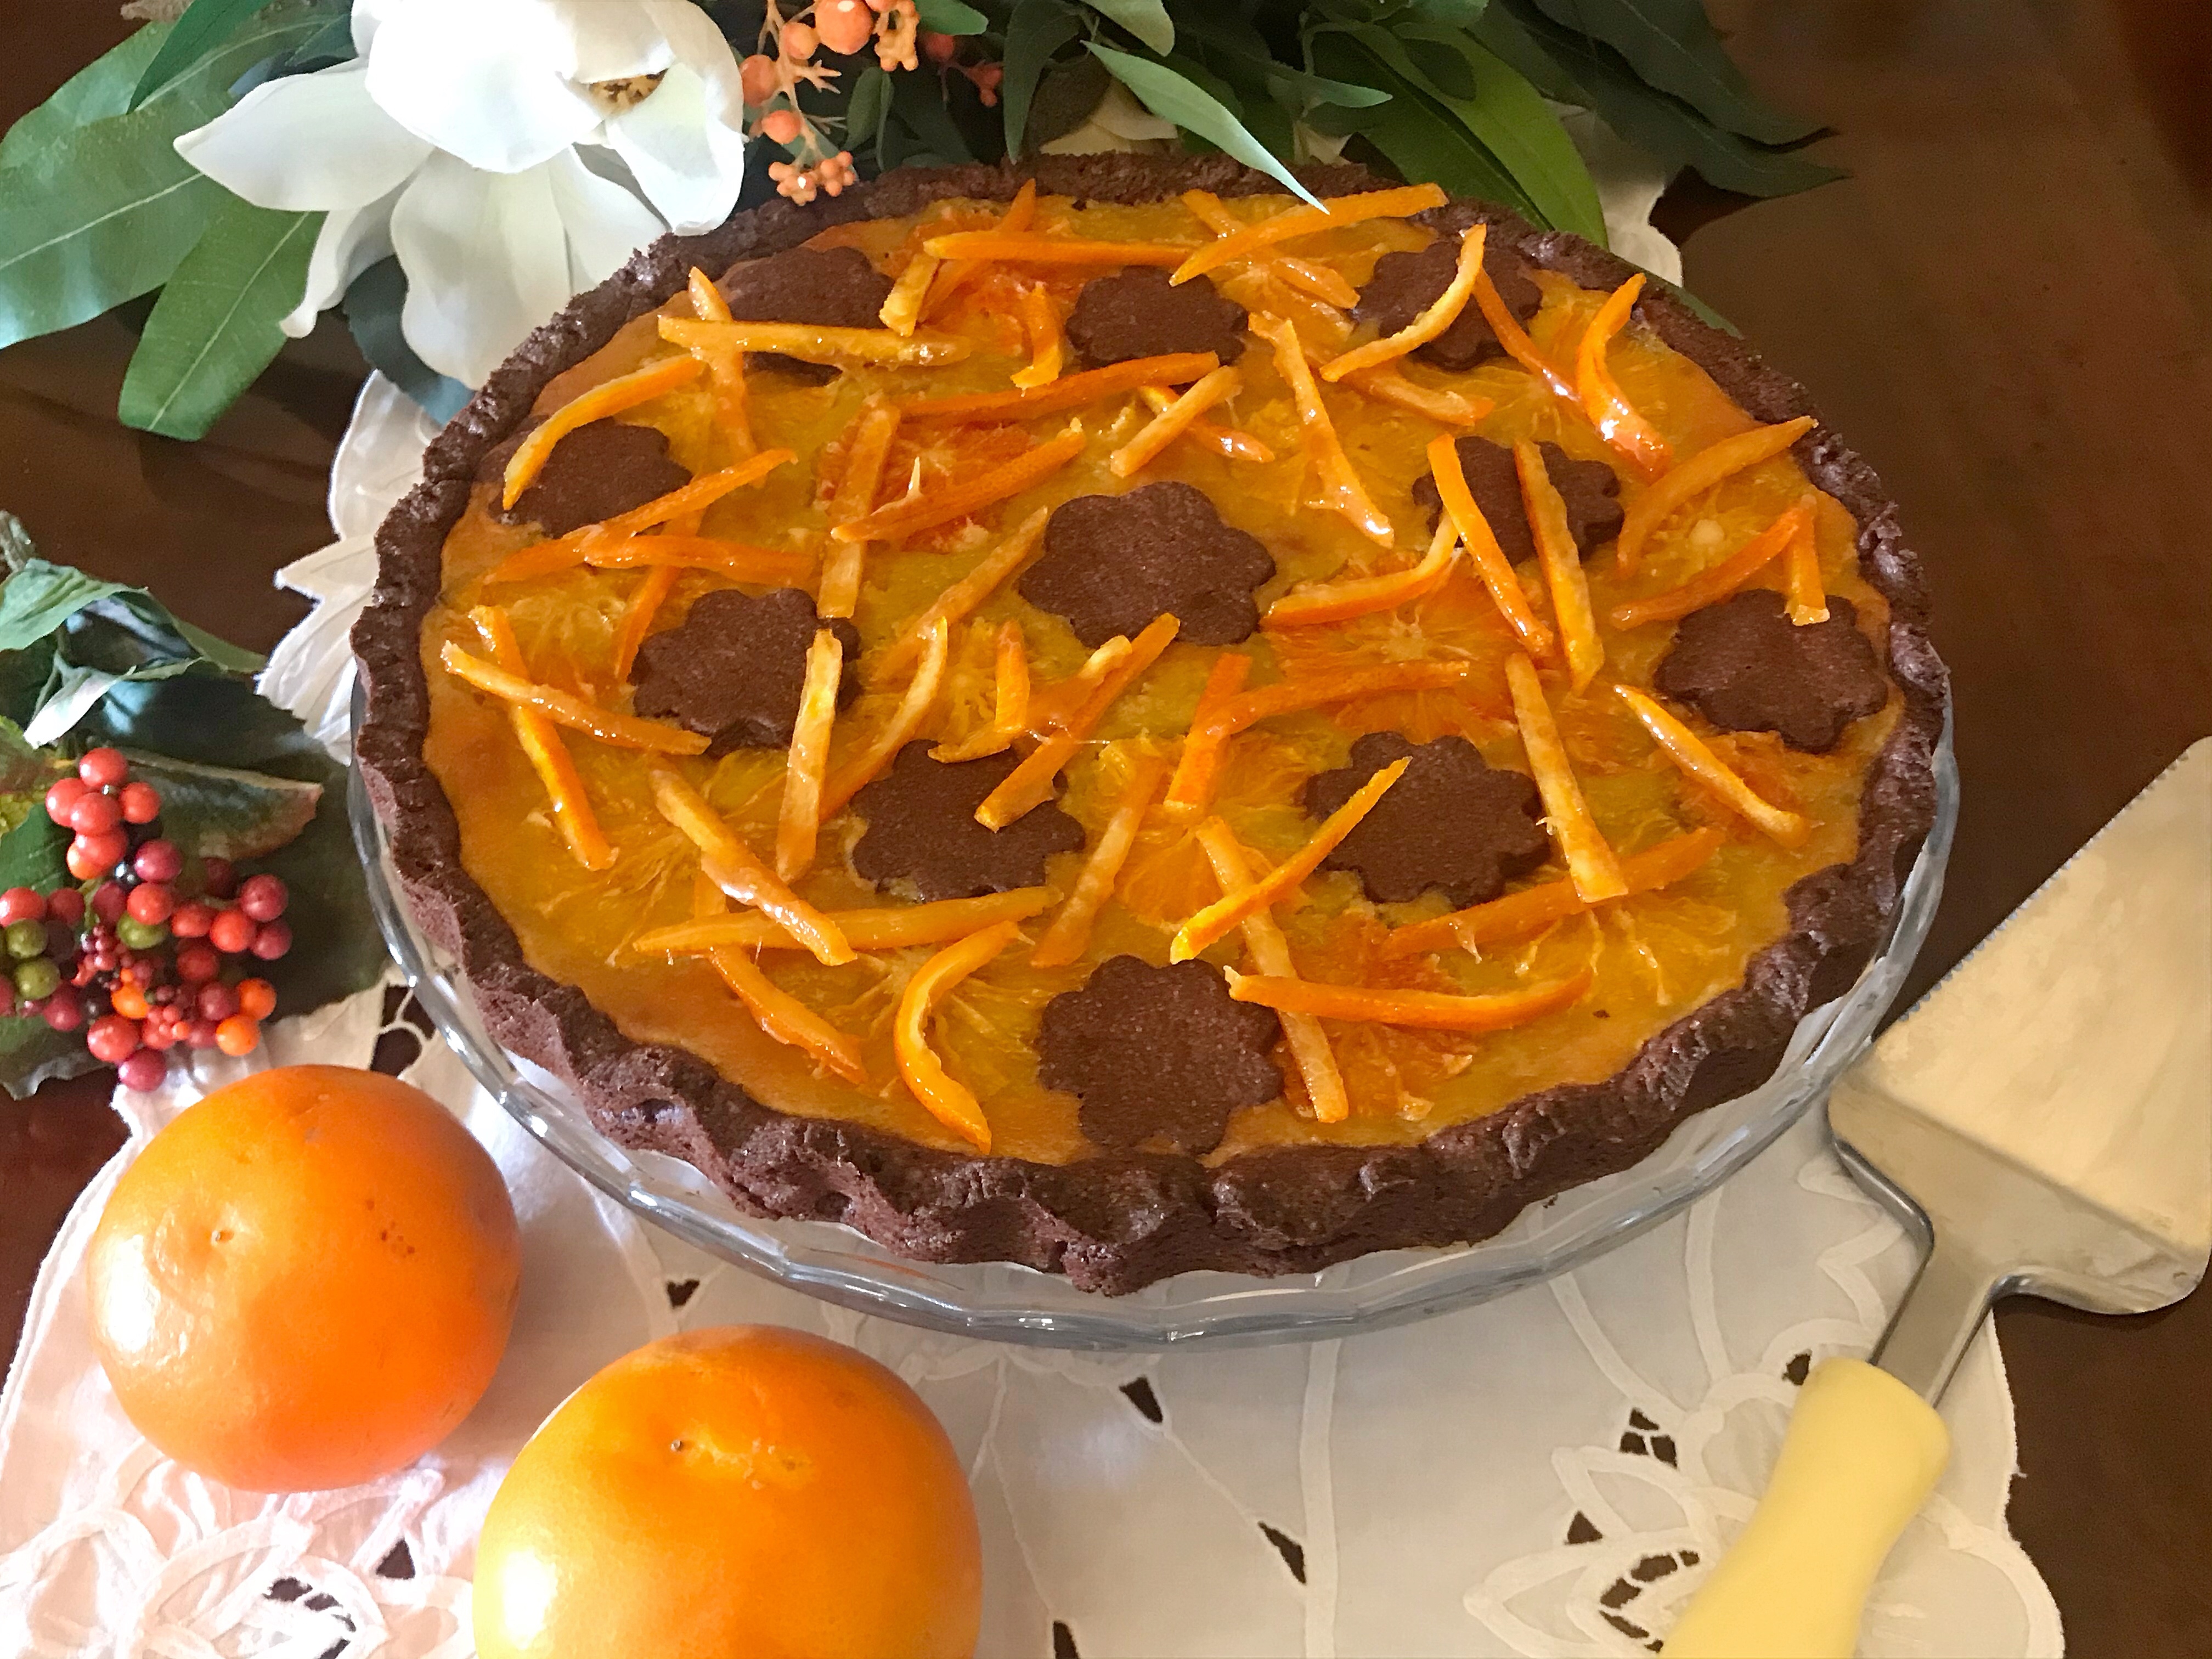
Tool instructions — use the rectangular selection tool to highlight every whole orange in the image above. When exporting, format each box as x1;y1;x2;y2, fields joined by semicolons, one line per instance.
87;1064;521;1492
473;1325;982;1659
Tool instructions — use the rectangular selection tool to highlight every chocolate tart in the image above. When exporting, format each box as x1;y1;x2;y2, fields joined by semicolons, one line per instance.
354;157;1945;1295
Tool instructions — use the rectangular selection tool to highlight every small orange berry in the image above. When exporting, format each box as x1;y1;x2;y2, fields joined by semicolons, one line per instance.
111;983;149;1020
236;977;276;1020
215;1014;260;1056
761;107;803;145
739;52;777;105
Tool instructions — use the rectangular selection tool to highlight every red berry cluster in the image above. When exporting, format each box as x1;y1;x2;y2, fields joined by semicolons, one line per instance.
7;748;292;1091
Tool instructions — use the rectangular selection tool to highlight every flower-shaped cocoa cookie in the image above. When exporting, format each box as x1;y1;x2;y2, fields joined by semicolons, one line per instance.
1019;482;1276;648
484;417;690;536
1413;435;1622;565
1064;268;1246;370
1305;733;1549;907
1355;238;1539;372
629;589;861;755
850;743;1086;901
1654;590;1888;753
1036;956;1283;1153
719;245;893;382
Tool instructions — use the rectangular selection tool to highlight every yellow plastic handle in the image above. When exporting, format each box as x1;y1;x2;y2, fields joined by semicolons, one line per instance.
1662;1358;1951;1658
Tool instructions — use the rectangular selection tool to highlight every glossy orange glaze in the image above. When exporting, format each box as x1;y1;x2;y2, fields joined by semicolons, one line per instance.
421;194;1897;1165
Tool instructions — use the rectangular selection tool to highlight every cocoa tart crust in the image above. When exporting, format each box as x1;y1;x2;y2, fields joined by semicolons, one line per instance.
353;156;1947;1296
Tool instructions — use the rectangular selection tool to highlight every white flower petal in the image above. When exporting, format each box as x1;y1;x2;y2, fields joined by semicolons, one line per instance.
602;65;743;235
174;64;429;211
642;0;746;122
547;150;664;289
365;0;601;174
282;191;399;336
390;153;574;386
351;0;392;56
550;0;678;82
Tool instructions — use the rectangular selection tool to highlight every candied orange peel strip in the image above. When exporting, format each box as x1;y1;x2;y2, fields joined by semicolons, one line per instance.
1339;363;1492;427
1029;751;1169;969
925;178;1037;317
774;628;844;880
650;769;854;966
1011;284;1065;388
933;619;1032;762
681;266;754;458
1380;827;1725;957
1138;384;1273;462
895;918;1024;1151
610;563;681;682
1426;431;1556;662
922;231;1190;267
1265;515;1459;629
1506;652;1628;901
1161;651;1251;821
1225;964;1595;1031
1171;183;1447;285
582;537;813;585
467;607;613;871
1025;635;1130;736
638;888;1052;955
1608;498;1815;631
879;246;942;337
818;396;903;618
501;354;703;509
1171;757;1409;961
1110;365;1241;478
484;448;795;583
1163;661;1475;821
1196;819;1348;1123
1256;312;1393;546
820;617;951;820
867;507;1048;685
1181;189;1362;309
657;316;969;367
1613;415;1815;575
440;641;707;754
688;874;867;1085
1323;223;1486;381
1515;441;1604;692
900;352;1220;426
833;420;1086;545
1471;264;1576;398
1613;684;1813;847
1573;274;1672;481
975;613;1179;830
1784;513;1830;624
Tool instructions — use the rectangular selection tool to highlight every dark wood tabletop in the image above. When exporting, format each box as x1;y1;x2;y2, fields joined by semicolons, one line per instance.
4;4;2207;1653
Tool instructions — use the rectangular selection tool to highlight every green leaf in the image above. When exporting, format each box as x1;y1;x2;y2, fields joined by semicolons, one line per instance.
914;0;989;32
0;990;104;1099
1025;53;1111;149
0;22;172;169
885;64;978;166
1519;0;1819;146
0;2;337;352
1307;32;1538;219
846;64;895;161
134;0;279;105
1498;0;1843;196
0;810;68;895
1465;3;1580;102
0;562;128;654
1086;43;1319;206
119;198;319;439
1003;0;1082;154
1176;13;1390;110
1384;22;1608;242
0;719;67;843
121;751;321;861
1084;0;1175;55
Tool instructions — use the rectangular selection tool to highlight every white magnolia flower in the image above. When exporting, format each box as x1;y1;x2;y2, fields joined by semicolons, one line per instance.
176;0;746;387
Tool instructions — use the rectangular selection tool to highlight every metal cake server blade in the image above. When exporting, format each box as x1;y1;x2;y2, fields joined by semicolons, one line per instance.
1666;737;2211;1658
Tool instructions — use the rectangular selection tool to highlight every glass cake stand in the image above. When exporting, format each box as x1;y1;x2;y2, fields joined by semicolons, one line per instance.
350;686;1956;1349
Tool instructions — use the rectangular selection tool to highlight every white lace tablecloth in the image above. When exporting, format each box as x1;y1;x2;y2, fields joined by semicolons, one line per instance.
0;166;2062;1657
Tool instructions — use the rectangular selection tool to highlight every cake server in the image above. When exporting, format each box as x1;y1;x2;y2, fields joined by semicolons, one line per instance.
1663;736;2211;1658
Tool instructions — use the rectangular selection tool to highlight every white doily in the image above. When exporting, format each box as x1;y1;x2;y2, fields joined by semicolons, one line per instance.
0;167;2062;1656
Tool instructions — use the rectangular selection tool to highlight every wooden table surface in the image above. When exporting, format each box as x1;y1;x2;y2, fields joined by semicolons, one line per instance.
3;4;2207;1654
